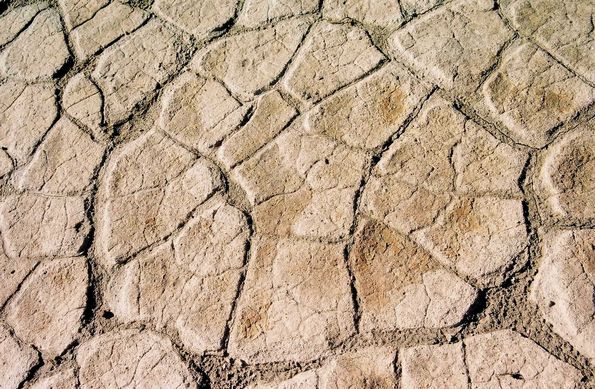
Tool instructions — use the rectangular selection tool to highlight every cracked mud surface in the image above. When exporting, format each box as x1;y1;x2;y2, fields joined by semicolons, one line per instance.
0;0;593;387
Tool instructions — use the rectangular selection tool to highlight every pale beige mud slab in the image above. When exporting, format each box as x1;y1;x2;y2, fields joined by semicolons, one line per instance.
400;330;584;388
0;8;70;80
76;329;197;388
0;80;57;166
4;257;88;358
192;17;312;100
63;72;105;137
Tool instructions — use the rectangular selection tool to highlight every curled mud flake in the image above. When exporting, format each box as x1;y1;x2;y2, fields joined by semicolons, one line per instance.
106;196;249;354
401;330;584;388
97;129;222;266
390;0;513;95
0;194;89;259
283;21;385;104
159;71;248;152
77;330;197;388
0;9;70;81
481;41;594;148
0;325;39;389
92;20;190;124
5;256;88;358
192;18;312;99
536;121;595;224
531;229;595;362
228;236;355;363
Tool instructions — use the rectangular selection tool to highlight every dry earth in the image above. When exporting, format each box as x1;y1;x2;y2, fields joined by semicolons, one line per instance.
0;0;593;388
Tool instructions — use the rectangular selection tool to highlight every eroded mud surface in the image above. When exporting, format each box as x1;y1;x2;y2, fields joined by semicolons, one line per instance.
0;0;593;387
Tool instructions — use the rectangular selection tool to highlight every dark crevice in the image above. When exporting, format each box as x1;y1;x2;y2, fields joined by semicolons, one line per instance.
16;346;42;389
343;241;362;332
80;258;98;326
341;86;438;334
460;289;487;325
221;211;254;354
126;0;155;11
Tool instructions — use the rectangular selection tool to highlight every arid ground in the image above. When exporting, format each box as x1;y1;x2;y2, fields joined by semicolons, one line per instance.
0;0;593;387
